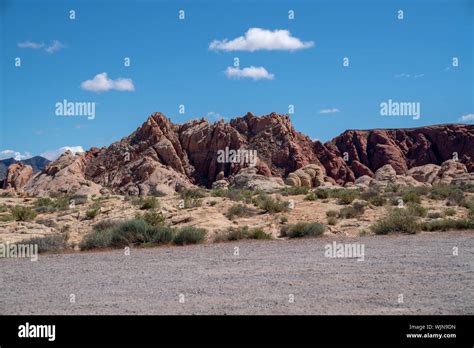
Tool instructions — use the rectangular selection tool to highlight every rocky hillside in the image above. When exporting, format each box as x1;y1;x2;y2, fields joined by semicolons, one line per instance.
6;112;473;196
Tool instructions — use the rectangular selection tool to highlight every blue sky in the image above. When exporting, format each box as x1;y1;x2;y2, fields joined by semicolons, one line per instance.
0;0;472;160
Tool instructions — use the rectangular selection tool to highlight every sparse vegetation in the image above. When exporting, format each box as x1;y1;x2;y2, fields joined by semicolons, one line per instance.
183;197;203;209
180;188;208;199
280;222;325;238
85;202;101;220
217;226;272;241
136;211;165;226
360;190;386;206
226;204;256;219
430;184;465;205
140;197;158;210
10;206;37;221
327;216;338;225
253;193;289;213
280;186;309;196
406;202;427;217
213;188;257;203
443;208;456;217
173;226;207;245
22;234;67;253
420;218;473;232
371;208;420;235
401;191;421;204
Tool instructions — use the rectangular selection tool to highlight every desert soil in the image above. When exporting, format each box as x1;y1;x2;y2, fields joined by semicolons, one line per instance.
1;231;472;315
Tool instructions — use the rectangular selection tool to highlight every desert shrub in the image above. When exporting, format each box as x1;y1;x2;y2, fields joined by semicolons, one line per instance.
430;184;465;205
0;214;14;222
361;190;386;206
109;219;150;247
464;198;474;219
315;188;330;199
85;209;99;220
327;216;338;225
326;210;339;218
226;204;256;219
183;197;203;209
213;188;257;202
420;218;473;232
331;189;360;205
209;200;218;206
370;208;420;235
0;204;8;213
443;208;456;217
280;216;288;224
173;226;207;245
406;202;427;217
384;184;401;193
280;222;325;238
280;186;309;196
427;211;443;219
253;193;289;213
144;225;175;244
222;226;272;241
93;220;119;232
23;234;66;253
339;205;364;219
304;192;317;201
140;197;158;210
402;191;421;204
10;206;37;221
80;229;115;250
180;188;208;199
136;211;165;226
368;195;386;206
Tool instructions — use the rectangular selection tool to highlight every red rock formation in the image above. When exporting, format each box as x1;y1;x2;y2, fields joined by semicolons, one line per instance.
20;112;474;195
2;163;33;190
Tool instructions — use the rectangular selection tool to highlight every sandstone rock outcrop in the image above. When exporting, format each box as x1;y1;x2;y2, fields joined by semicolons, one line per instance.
2;163;33;190
14;112;473;196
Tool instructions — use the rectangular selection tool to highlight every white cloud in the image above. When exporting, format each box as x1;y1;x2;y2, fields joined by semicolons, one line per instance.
40;146;84;161
459;113;474;122
395;73;411;79
225;66;274;80
45;40;64;54
0;150;32;160
18;41;44;49
81;72;135;92
319;108;340;114
210;28;314;52
205;111;227;122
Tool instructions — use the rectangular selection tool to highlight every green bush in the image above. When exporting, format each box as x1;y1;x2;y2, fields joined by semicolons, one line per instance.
219;226;272;241
92;220;119;232
327;216;338;225
420;218;473;232
85;202;101;220
304;192;318;201
224;188;257;203
402;191;421;204
0;204;8;213
331;189;360;205
173;226;207;245
144;225;175;244
368;195;386;206
443;208;456;217
406;202;427;217
326;210;339;218
136;211;165;226
183;197;203;209
280;222;325;238
430;184;465;205
80;229;115;250
226;204;256;219
140;197;158;210
180;188;208;199
23;234;66;253
253;193;289;213
11;206;37;221
370;208;420;235
339;205;363;219
280;186;309;196
427;211;443;219
109;219;149;247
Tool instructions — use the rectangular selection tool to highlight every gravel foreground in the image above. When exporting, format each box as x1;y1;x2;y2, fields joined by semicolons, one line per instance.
1;231;473;315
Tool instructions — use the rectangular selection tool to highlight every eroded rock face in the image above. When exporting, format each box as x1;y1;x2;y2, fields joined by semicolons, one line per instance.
285;164;326;188
19;112;474;196
24;151;104;197
2;163;33;190
329;125;474;176
230;167;285;192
